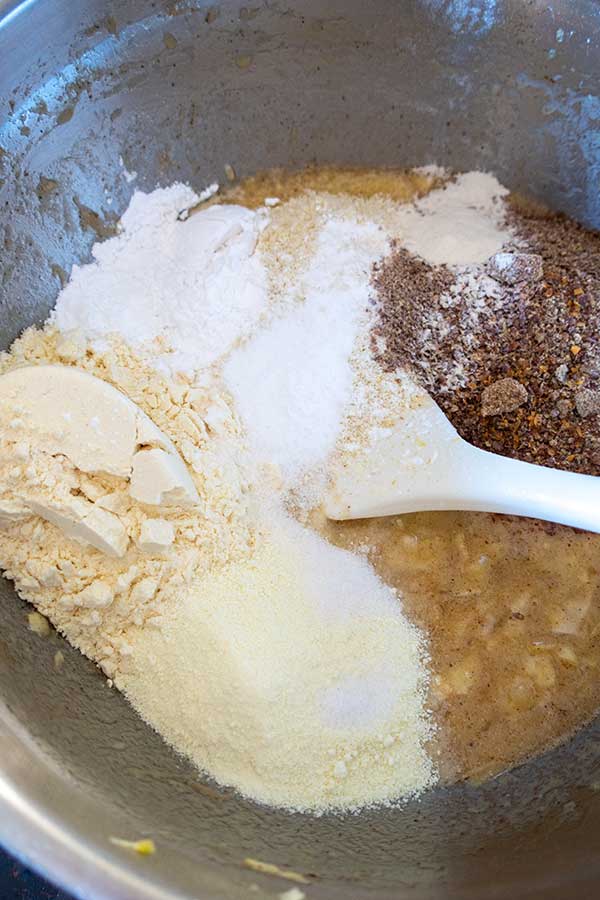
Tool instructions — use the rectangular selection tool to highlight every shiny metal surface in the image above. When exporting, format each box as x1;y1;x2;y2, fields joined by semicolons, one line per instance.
2;1;600;897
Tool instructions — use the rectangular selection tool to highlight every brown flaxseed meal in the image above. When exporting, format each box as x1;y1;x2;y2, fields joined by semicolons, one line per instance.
372;203;600;475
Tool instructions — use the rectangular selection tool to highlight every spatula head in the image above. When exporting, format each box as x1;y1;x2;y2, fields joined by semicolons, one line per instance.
324;379;463;520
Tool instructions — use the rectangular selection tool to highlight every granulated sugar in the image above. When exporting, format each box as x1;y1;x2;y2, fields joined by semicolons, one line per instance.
225;214;390;485
52;185;270;375
119;512;435;813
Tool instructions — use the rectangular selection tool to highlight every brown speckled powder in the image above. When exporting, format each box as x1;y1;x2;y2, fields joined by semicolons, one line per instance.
372;206;600;475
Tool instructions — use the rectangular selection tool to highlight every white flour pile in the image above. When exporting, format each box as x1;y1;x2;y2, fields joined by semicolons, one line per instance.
52;186;269;375
395;171;510;266
0;168;513;813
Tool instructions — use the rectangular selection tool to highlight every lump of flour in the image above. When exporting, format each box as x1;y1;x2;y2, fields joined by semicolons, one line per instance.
0;330;254;677
0;365;199;558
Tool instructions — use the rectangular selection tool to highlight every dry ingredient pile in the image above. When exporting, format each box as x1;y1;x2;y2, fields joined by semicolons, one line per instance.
2;164;600;812
373;201;600;474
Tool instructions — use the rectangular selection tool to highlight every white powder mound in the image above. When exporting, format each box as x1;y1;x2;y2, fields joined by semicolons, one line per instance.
224;216;390;484
119;512;435;813
396;171;510;266
52;185;270;375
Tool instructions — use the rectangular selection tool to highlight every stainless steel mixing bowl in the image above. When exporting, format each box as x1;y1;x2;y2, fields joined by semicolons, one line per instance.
2;1;600;897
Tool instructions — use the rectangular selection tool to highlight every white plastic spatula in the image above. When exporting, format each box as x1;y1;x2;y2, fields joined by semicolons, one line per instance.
324;379;600;532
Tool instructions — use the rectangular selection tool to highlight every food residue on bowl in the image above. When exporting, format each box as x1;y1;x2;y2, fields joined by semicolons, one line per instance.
109;836;156;856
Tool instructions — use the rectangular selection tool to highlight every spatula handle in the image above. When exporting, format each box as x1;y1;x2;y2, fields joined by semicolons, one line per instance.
454;445;600;532
327;438;600;533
